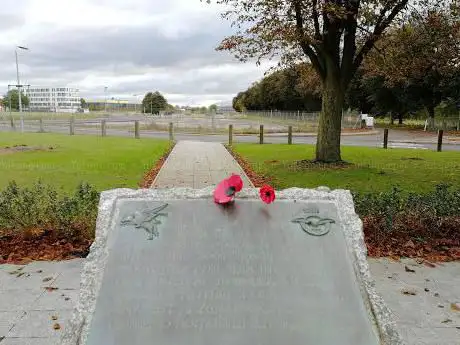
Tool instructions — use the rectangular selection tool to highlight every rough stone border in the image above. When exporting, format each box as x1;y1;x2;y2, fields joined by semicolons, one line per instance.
61;187;404;345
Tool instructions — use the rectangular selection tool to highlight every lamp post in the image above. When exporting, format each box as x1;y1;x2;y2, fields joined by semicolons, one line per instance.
15;45;29;133
104;86;108;113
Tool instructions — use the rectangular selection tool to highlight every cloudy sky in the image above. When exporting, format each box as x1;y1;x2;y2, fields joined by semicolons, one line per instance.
0;0;275;106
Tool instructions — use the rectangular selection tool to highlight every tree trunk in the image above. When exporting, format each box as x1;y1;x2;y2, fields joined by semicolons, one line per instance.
390;112;395;125
315;77;344;162
398;113;403;125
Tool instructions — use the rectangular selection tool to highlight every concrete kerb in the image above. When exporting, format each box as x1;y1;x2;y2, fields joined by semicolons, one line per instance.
150;142;176;188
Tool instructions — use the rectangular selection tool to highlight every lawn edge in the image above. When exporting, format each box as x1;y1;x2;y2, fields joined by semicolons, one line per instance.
139;142;176;188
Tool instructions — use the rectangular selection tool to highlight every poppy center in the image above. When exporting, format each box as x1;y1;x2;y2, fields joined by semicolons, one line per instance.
265;191;271;197
225;186;236;196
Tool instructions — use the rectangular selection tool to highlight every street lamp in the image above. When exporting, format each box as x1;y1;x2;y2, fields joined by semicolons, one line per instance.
133;94;142;113
104;86;108;113
15;45;29;133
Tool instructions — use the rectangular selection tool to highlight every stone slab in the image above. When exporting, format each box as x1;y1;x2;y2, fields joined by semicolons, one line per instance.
61;187;404;345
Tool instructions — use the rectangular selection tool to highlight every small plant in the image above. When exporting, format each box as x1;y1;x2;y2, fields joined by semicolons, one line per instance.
0;181;99;240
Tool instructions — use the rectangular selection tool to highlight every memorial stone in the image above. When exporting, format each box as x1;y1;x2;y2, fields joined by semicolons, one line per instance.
62;188;403;345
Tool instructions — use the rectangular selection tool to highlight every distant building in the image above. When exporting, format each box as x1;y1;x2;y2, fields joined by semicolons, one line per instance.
86;99;138;112
25;87;80;113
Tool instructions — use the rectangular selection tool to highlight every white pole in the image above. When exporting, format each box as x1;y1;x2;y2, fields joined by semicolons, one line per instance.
15;49;24;132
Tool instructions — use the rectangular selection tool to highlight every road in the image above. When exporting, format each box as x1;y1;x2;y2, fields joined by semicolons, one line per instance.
1;119;459;151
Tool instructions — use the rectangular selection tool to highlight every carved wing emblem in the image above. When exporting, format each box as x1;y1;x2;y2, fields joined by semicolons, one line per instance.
291;215;335;236
121;203;168;240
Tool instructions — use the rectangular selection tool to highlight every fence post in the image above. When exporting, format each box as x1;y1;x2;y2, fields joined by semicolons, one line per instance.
288;126;292;145
70;117;75;135
259;124;264;144
39;118;44;133
10;116;15;130
169;122;174;141
101;120;107;137
229;124;233;146
135;120;140;139
437;130;443;152
383;128;389;149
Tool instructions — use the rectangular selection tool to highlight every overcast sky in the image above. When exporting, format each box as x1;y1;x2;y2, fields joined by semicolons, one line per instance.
0;0;275;106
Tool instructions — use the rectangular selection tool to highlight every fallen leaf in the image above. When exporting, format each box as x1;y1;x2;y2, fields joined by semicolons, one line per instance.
51;315;58;320
16;272;25;278
53;323;61;330
424;288;430;292
423;261;436;268
434;293;440;297
42;277;53;282
451;303;460;312
441;319;452;324
405;266;416;273
65;297;70;301
438;305;445;308
44;287;58;292
402;289;417;296
36;270;43;273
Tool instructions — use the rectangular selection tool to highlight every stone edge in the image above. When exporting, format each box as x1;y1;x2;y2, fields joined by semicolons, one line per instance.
61;186;404;345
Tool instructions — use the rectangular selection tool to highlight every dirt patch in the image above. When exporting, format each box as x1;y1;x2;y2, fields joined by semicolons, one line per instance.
401;157;424;161
0;231;91;264
292;159;353;171
0;145;56;155
139;143;175;188
225;145;273;187
364;215;460;262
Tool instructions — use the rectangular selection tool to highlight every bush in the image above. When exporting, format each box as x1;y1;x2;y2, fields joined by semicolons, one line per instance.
353;183;460;236
0;181;99;240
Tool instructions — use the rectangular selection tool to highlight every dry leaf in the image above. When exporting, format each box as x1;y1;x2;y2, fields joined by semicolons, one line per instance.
402;289;417;296
441;319;452;324
51;315;58;321
451;303;460;312
53;323;61;330
405;266;416;273
42;277;53;282
44;287;58;292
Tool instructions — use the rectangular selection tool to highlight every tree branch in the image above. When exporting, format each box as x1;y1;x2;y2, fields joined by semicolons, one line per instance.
293;0;326;79
312;0;321;40
352;0;409;75
341;0;360;87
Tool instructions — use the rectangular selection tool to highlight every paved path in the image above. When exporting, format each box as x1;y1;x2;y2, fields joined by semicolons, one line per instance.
0;260;81;344
152;140;253;188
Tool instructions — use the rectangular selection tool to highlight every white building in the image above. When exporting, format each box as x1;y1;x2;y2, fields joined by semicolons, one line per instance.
25;87;80;113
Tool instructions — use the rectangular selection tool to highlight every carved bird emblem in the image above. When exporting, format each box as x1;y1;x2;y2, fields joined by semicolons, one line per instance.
291;215;335;236
121;203;168;240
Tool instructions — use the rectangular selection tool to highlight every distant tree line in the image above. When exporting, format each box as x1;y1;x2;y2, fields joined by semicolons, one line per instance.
233;8;460;126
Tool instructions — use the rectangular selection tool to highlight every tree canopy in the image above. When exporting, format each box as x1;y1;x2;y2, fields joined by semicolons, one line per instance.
206;0;455;162
1;90;29;111
142;91;168;114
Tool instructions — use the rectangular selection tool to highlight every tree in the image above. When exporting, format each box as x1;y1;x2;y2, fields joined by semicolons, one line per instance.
206;0;448;162
2;89;29;111
363;7;460;128
80;98;87;109
209;104;218;113
142;91;168;114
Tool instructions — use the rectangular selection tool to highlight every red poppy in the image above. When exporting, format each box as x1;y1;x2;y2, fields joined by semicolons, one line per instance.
259;185;276;204
227;174;243;192
213;174;244;204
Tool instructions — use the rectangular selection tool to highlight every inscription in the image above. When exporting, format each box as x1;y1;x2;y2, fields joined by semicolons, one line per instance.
120;203;168;240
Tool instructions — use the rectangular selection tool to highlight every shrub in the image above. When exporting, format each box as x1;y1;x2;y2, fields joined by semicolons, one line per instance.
0;181;99;240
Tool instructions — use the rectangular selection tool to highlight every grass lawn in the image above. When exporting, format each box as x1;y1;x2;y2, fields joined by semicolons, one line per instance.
233;144;460;193
0;132;170;193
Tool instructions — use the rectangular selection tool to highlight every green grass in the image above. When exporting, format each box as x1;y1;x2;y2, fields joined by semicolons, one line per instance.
0;132;170;193
233;144;460;193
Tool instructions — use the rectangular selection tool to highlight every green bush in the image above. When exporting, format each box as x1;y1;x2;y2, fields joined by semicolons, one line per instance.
353;184;460;234
0;181;99;239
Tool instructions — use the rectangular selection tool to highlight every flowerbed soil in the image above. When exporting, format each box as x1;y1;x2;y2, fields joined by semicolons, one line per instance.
139;143;175;188
0;231;92;264
228;146;460;262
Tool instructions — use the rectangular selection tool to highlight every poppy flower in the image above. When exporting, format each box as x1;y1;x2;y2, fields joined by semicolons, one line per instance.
213;174;244;204
227;174;243;192
259;185;276;204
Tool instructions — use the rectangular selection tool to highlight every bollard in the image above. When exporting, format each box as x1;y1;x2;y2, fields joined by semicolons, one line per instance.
383;128;389;149
169;122;174;141
288;126;293;145
39;118;44;133
135;120;140;139
259;124;264;144
437;130;443;152
70;117;75;135
228;124;233;146
101;120;107;137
